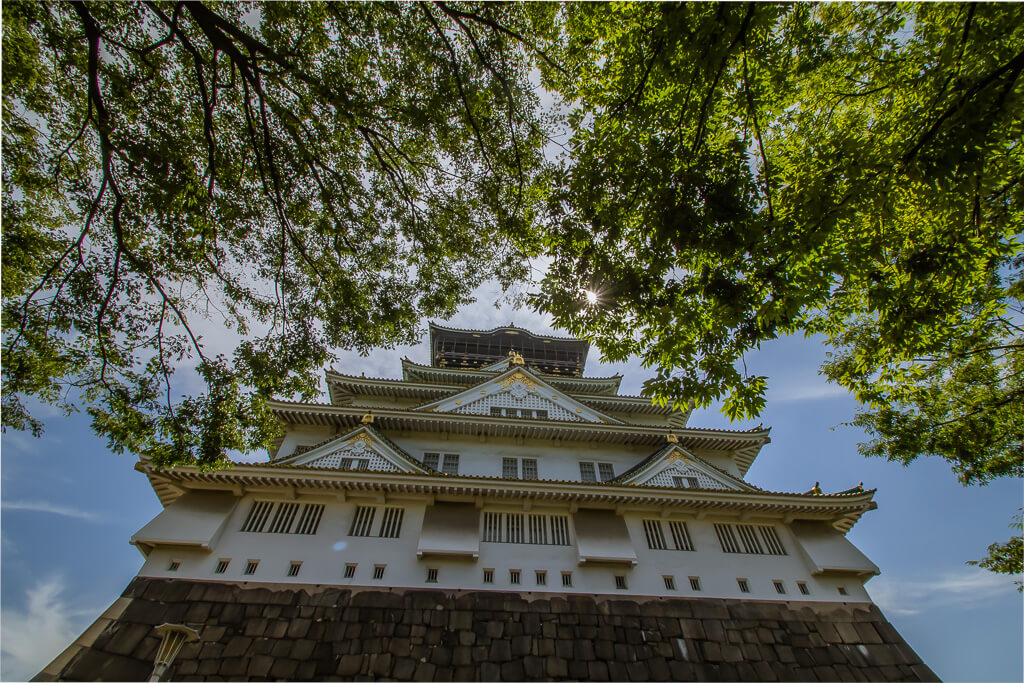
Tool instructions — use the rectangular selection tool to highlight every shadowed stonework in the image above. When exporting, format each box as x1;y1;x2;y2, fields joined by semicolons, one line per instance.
35;577;939;682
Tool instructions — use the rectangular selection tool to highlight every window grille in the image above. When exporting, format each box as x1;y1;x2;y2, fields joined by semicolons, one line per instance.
797;582;810;595
339;458;369;471
483;569;494;583
168;560;180;571
714;523;786;555
510;569;521;585
287;562;302;577
423;452;440;470
773;580;786;595
379;507;405;538
614;575;627;590
643;519;667;550
244;560;259;575
215;559;230;574
442;454;459;475
759;526;786;555
482;512;570;545
426;568;438;583
668;521;694;551
349;506;377;536
344;564;356;578
242;501;324;535
689;576;701;591
663;576;676;590
535;409;548;419
737;578;750;593
522;458;538;480
579;462;597;482
373;565;386;580
490;407;502;416
673;475;701;489
535;571;547;586
598;462;615;482
561;572;573;587
502;457;518;479
294;504;325;535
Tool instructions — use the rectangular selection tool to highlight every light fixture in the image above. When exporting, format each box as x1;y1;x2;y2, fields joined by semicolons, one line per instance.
148;623;199;681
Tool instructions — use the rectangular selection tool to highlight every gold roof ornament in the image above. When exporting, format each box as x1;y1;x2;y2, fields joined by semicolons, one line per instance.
361;411;374;424
808;481;823;495
508;349;525;365
666;430;679;444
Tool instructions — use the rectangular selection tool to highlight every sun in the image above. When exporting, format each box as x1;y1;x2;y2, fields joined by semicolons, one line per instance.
583;289;599;306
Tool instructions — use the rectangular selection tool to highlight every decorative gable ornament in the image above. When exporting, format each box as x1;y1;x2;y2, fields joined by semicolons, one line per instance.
279;426;429;474
615;444;756;492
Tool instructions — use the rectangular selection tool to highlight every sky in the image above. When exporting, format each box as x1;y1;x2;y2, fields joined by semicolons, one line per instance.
1;284;1022;682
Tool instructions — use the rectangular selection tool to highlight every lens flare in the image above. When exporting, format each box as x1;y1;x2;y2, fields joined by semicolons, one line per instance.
583;289;599;305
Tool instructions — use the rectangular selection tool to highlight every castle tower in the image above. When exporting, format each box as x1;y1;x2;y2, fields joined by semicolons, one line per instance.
36;324;937;681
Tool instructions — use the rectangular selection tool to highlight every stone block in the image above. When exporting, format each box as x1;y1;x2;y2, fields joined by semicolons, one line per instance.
626;660;650;681
479;661;500;681
392;657;417;679
243;617;269;637
545;656;568;678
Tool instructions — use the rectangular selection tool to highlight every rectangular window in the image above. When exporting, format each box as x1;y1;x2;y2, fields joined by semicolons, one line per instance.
579;462;597;482
737;578;750;593
837;586;848;596
423;452;440;470
797;582;810;595
643;519;667;550
713;523;786;555
288;562;302;577
689;576;701;591
215;559;230;574
561;572;573;587
482;512;571;545
759;526;787;555
344;564;356;578
663;576;676;591
490;407;502;416
714;523;741;553
242;501;324;535
378;507;405;538
535;571;547;586
244;560;259;576
668;521;694;551
483;568;494;584
441;454;459;475
522;458;538;480
535;409;548;419
426;568;438;583
349;506;377;536
773;580;786;595
502;457;518;479
614;575;628;590
673;475;701;489
598;463;615;482
737;525;765;554
373;565;386;580
510;569;521;585
168;560;180;572
339;458;369;471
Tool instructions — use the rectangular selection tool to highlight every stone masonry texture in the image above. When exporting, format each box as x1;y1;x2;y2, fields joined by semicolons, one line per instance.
36;577;939;682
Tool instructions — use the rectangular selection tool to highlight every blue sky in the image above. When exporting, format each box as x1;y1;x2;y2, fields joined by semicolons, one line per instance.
1;288;1021;682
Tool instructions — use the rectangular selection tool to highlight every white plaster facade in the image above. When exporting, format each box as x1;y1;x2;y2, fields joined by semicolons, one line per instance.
133;327;881;606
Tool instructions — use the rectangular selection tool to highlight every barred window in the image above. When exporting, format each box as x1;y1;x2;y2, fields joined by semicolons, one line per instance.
442;454;460;475
522;458;538;480
344;564;356;578
535;571;547;586
561;572;573;587
426;568;438;583
643;519;667;550
244;560;259;575
349;506;377;537
349;505;404;538
339;458;369;471
579;462;597;482
668;521;694;551
510;569;521;585
689;576;701;591
378;507;405;538
614;575;627;590
483;568;494;583
482;512;571;545
423;452;440;470
373;565;386;580
797;581;810;595
598;463;615;482
242;501;325;535
643;519;694;551
287;562;302;577
737;578;750;593
663;576;676;590
773;580;786;594
502;457;518;479
215;559;230;574
673;475;700;489
715;523;785;555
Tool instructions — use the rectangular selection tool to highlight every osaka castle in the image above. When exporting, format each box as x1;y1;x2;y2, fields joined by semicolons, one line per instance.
38;323;936;681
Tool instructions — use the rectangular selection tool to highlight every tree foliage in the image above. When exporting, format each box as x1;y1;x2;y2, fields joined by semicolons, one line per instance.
531;2;1022;573
3;0;555;468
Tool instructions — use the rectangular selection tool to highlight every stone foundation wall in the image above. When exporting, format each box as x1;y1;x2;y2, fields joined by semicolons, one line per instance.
35;577;938;682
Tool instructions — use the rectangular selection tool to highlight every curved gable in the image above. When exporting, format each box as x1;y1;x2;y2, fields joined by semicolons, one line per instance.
276;426;429;474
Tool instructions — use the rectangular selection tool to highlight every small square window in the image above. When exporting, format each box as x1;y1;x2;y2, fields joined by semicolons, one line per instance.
215;559;230;574
614;575;627;590
287;561;302;577
663;576;676;591
344;563;356;578
483;568;494;584
773;580;786;594
561;572;573;587
373;565;386;580
797;582;810;595
426;568;438;583
168;560;181;572
689;576;701;591
837;585;848;596
244;560;259;575
535;571;547;586
510;569;521;585
737;578;750;593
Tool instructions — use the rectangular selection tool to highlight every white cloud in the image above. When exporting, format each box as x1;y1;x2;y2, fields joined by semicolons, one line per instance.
1;500;101;522
0;577;97;681
770;380;851;403
868;567;1019;617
